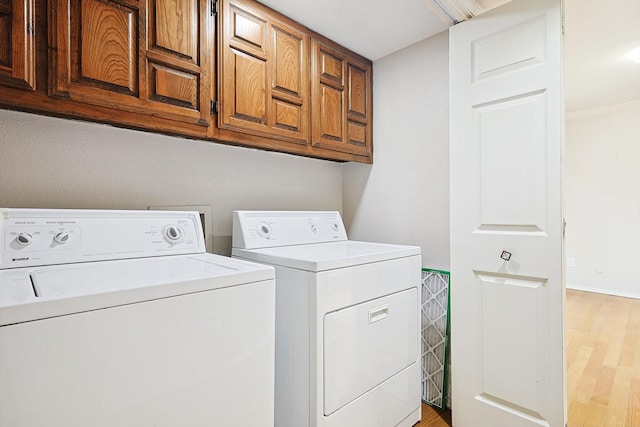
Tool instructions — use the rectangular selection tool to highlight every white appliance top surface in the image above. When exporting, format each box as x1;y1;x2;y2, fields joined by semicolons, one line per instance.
0;209;275;326
0;253;274;326
232;240;420;272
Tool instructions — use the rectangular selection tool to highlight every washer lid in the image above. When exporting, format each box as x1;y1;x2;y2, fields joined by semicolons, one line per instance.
31;256;238;299
0;253;274;326
232;240;420;272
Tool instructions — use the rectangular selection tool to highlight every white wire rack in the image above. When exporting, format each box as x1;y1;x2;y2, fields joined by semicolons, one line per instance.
421;269;450;409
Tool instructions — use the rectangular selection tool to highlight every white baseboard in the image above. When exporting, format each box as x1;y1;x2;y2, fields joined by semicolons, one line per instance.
566;284;640;300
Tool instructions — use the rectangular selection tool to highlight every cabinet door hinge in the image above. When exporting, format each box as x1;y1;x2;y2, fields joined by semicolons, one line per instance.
210;100;218;115
211;0;218;16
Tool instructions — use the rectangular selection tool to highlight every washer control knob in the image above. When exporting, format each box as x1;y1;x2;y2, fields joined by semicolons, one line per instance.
54;231;70;244
164;225;183;243
16;232;34;246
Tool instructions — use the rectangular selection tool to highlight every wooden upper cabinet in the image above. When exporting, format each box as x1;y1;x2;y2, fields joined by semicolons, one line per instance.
311;39;372;159
0;0;36;90
48;0;212;127
219;0;309;145
0;0;372;163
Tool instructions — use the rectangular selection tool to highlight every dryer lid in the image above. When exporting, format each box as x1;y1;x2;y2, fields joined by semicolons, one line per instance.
232;240;420;272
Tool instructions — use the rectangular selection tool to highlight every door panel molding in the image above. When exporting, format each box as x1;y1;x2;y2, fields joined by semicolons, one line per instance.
450;0;565;426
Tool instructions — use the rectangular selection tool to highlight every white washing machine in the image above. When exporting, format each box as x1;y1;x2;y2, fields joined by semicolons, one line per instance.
0;208;276;427
232;211;422;427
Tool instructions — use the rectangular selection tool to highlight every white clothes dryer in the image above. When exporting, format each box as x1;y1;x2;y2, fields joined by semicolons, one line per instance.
0;208;276;427
232;211;422;427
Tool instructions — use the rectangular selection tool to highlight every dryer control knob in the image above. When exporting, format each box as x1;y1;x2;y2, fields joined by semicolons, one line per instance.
54;231;70;244
16;232;34;246
257;222;272;239
164;225;183;243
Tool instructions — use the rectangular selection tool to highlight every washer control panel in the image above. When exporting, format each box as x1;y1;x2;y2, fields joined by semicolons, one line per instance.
232;211;348;249
6;225;82;252
1;209;205;269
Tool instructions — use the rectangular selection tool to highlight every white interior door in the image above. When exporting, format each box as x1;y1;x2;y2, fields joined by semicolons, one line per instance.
449;0;565;426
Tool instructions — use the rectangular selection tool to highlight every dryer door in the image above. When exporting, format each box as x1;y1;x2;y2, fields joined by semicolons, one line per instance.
323;288;418;415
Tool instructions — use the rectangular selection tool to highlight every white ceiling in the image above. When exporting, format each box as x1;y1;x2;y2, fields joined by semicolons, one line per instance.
564;0;640;112
258;0;451;61
259;0;640;113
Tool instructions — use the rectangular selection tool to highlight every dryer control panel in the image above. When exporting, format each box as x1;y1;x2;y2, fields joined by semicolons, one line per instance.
0;209;206;269
232;211;348;249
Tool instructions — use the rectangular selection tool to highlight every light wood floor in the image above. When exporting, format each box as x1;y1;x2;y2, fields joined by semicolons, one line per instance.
415;404;451;427
414;289;640;427
566;289;640;427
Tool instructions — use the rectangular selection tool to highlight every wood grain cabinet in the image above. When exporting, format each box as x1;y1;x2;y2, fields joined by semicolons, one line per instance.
0;0;36;90
218;0;372;162
0;0;372;162
311;39;372;159
48;0;213;128
219;0;310;147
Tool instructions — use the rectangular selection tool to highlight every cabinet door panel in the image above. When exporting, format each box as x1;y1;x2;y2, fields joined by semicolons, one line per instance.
79;0;137;94
220;0;309;145
50;0;140;97
273;98;301;132
0;0;35;90
234;49;266;122
348;121;366;147
347;64;366;118
312;39;372;158
49;0;211;128
232;8;265;51
273;27;301;96
319;84;343;141
150;0;198;62
319;50;343;85
149;63;199;109
0;5;10;66
146;0;209;125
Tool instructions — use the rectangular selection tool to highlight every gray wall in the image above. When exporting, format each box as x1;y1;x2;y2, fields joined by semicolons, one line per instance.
1;31;452;267
565;103;640;298
0;109;343;255
343;31;450;270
